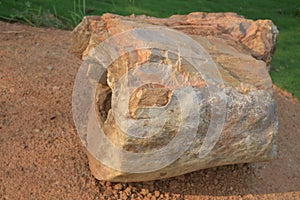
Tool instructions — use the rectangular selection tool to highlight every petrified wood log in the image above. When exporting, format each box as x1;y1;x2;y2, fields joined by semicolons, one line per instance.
71;12;278;182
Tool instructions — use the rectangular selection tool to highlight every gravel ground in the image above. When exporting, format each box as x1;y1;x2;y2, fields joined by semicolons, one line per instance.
0;21;299;200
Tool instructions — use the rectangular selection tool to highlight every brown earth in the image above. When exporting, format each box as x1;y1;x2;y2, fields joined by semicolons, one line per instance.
0;21;299;200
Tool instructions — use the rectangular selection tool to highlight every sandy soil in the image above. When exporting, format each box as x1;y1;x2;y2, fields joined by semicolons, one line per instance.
0;21;299;200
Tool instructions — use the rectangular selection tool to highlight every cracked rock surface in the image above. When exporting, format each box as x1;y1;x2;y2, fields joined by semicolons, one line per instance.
70;13;279;182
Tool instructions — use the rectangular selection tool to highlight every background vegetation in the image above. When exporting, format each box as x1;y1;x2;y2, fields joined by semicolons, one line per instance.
0;0;299;99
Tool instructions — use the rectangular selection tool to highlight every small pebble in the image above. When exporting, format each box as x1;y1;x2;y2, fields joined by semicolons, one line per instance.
214;179;219;185
113;183;122;190
52;86;59;91
124;187;131;196
47;65;54;70
140;188;149;196
33;128;40;133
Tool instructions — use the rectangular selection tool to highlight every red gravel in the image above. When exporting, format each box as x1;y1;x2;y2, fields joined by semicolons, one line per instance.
0;21;299;200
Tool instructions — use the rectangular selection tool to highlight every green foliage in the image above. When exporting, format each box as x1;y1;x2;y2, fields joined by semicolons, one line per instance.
0;1;64;28
56;0;86;29
0;0;299;99
0;0;86;29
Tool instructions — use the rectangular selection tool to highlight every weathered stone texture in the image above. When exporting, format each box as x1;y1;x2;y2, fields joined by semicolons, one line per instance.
71;12;278;182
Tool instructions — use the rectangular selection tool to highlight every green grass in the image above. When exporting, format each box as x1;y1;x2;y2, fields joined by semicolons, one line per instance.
0;0;299;99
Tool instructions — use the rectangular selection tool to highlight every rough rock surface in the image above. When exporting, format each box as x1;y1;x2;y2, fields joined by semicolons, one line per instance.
71;12;278;68
70;13;278;182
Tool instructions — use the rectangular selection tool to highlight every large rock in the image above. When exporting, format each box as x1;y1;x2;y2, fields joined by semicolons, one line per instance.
71;12;278;182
